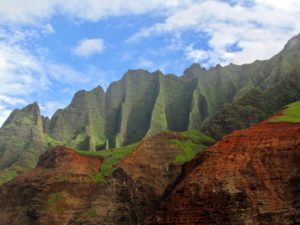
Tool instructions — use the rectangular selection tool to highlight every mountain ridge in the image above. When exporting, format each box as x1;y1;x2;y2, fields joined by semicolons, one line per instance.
0;33;300;185
0;102;299;224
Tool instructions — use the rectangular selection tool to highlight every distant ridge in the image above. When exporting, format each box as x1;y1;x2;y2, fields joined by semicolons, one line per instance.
0;33;300;185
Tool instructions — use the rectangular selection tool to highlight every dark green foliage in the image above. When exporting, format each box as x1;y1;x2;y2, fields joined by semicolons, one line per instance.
202;68;300;139
1;33;300;186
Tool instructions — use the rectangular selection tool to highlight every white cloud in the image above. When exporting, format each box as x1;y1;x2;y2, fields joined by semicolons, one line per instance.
42;24;55;34
0;0;300;124
185;45;209;62
135;57;167;72
2;0;299;67
0;35;49;126
0;0;196;25
47;63;90;83
40;101;66;117
0;42;49;96
73;38;105;58
0;95;27;105
0;29;106;124
0;105;12;126
130;0;300;66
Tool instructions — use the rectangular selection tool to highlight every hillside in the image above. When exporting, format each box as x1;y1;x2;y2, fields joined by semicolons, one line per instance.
0;33;300;185
0;102;299;224
0;131;214;225
146;101;300;225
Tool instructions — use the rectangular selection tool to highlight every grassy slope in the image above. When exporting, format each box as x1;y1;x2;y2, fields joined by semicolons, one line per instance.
77;130;215;182
76;143;139;182
171;130;215;165
270;101;300;123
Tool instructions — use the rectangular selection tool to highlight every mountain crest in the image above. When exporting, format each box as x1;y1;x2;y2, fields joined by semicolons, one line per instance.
283;32;300;51
2;102;41;128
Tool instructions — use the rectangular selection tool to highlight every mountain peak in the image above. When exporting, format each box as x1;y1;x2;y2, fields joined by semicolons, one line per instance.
183;63;206;78
283;32;300;51
91;85;104;95
2;102;41;128
23;101;40;114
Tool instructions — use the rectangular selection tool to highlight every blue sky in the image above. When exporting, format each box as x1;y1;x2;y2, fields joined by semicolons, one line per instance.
0;0;300;125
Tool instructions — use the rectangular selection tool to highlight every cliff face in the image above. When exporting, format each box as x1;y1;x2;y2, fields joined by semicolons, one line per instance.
0;103;299;225
38;33;300;150
0;103;49;185
0;146;102;225
0;131;214;225
48;32;300;148
1;33;300;186
146;114;300;224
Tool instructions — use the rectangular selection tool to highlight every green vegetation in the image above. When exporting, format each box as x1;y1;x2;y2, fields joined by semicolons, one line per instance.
0;170;17;186
44;133;63;148
171;139;204;164
1;34;300;186
49;86;107;151
88;207;97;218
180;130;215;145
202;68;300;138
77;142;139;182
47;192;65;214
171;130;215;165
270;101;300;123
0;103;46;186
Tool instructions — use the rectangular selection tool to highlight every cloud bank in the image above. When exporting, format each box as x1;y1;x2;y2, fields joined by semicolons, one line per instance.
0;0;300;125
130;0;300;66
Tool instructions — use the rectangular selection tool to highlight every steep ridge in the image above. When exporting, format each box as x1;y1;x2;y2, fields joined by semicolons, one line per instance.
1;33;300;185
49;86;106;151
0;103;56;185
145;102;300;225
0;131;214;225
43;33;300;148
202;67;300;138
45;33;300;145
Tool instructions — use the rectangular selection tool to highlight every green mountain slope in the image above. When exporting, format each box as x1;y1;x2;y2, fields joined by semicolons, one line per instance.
0;33;300;185
47;33;300;147
0;103;57;185
201;70;300;138
48;86;106;151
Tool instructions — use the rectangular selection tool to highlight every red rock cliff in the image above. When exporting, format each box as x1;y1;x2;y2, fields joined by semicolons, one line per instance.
145;121;300;225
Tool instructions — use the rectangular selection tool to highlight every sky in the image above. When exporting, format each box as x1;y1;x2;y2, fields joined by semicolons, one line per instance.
0;0;300;125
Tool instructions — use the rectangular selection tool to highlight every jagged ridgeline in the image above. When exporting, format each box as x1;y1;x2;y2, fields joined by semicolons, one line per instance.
47;70;198;150
1;33;300;184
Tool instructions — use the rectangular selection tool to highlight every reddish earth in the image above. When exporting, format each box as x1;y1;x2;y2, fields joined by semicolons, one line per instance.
145;121;300;225
0;146;102;225
83;132;185;224
0;132;187;225
0;117;299;225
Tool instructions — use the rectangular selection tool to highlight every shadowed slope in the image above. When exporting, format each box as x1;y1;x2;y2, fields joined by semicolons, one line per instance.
145;103;300;225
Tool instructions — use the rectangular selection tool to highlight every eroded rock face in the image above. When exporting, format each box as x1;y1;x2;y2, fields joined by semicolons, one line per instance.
77;132;185;225
0;133;186;225
145;121;300;225
0;146;102;225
